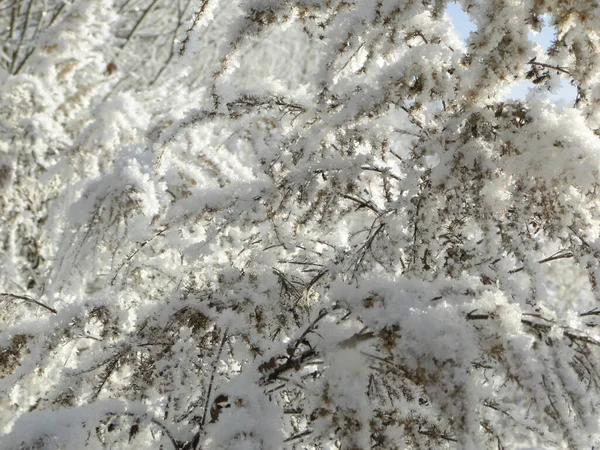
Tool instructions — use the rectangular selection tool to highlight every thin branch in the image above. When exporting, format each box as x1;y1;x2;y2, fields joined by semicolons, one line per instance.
1;292;57;314
528;60;571;76
91;357;121;401
335;42;364;76
466;309;490;320
580;308;600;317
261;348;317;384
360;351;412;378
338;329;375;349
418;428;457;443
179;0;210;56
570;226;600;258
284;429;312;443
14;0;63;74
10;0;33;74
258;311;329;385
465;309;600;347
360;165;402;182
290;308;329;356
351;221;386;277
150;0;194;85
148;417;180;449
340;193;380;214
120;0;161;51
114;411;179;449
509;250;573;274
110;226;168;285
200;328;229;427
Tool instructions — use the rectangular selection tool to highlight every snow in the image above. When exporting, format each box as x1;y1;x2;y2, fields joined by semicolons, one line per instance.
1;0;600;449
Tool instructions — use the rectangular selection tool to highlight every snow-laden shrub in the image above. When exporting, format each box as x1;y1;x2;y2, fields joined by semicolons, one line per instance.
1;1;600;449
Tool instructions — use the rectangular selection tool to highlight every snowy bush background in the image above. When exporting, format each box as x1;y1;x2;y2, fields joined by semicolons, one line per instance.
1;1;600;449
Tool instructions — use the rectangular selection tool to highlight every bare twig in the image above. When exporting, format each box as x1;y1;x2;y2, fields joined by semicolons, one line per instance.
150;0;194;85
528;60;571;76
112;411;179;449
509;250;573;274
179;0;210;56
336;41;364;76
110;226;168;286
1;292;57;314
580;308;600;317
200;328;229;427
10;0;33;74
465;309;600;347
284;429;312;443
466;309;490;320
120;0;161;51
340;193;381;214
351;221;386;277
259;310;328;385
338;328;375;349
290;308;329;356
570;227;600;259
148;417;180;449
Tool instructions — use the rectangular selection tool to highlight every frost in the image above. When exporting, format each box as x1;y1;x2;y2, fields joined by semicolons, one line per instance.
2;1;600;449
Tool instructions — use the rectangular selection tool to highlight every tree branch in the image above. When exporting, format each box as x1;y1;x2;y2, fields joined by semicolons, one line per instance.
1;292;57;314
